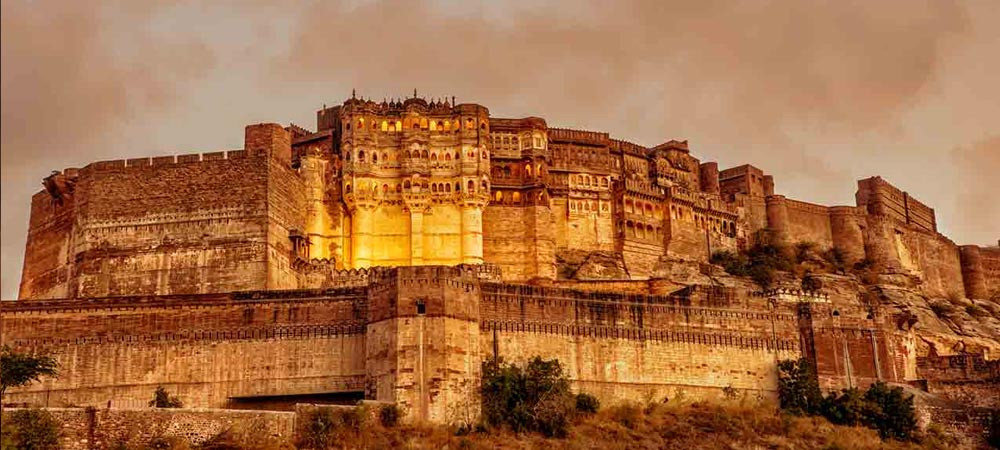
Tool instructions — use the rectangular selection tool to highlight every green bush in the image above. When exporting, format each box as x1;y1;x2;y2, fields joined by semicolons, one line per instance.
711;240;796;289
481;356;578;437
777;358;823;416
929;301;956;318
862;382;917;441
987;409;1000;449
0;409;62;450
574;393;600;414
149;386;183;408
777;359;917;442
296;407;366;449
379;403;401;428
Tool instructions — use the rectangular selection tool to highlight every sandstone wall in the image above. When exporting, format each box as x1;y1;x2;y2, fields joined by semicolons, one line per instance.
1;290;367;409
479;283;803;403
0;408;295;450
960;245;1000;300
783;198;834;248
482;205;555;281
19;151;273;300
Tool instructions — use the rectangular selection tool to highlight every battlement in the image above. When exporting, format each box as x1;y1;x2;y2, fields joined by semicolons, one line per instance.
609;138;647;156
84;149;252;173
548;127;609;146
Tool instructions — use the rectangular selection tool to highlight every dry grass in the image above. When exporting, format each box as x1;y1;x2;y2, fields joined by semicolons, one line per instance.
142;401;963;450
284;401;958;450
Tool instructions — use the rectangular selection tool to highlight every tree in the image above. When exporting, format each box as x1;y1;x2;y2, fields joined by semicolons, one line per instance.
776;358;822;416
0;346;58;415
481;356;577;437
862;382;917;441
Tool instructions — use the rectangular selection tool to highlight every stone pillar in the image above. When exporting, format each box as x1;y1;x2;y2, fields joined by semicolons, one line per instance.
461;205;484;264
765;195;789;244
352;205;374;268
960;245;987;300
410;209;425;265
301;155;331;260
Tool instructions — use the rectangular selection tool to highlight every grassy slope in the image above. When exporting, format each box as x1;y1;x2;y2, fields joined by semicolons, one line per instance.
264;402;963;450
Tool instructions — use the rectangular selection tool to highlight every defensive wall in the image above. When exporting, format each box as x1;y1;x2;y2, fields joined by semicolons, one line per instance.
3;265;912;423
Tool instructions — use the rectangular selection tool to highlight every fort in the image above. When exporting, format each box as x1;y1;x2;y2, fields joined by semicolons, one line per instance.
3;92;998;424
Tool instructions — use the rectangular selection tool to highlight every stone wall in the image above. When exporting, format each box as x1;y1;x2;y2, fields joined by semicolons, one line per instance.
1;290;367;409
0;407;295;450
3;267;909;423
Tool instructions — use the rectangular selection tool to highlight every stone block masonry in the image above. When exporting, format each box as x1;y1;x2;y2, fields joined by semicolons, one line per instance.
3;266;902;423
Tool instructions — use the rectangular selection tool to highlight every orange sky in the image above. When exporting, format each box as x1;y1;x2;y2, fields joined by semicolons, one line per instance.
2;0;998;299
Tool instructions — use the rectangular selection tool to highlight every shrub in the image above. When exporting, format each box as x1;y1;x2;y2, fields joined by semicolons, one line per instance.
823;248;849;274
0;409;61;450
929;301;956;318
987;409;1000;449
481;356;576;437
801;272;822;292
379;403;401;428
821;388;872;426
296;407;366;449
149;386;183;408
862;382;917;441
777;358;823;416
712;240;796;289
574;393;600;415
966;304;990;318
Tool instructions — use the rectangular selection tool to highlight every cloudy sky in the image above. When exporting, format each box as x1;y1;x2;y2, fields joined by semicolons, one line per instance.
2;0;998;299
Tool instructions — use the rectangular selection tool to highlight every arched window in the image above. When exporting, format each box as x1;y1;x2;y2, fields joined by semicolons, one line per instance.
431;153;437;161
372;153;378;163
382;184;388;193
395;184;402;193
404;180;411;190
432;184;438;193
480;121;487;130
495;191;503;202
454;151;460;160
513;192;521;203
526;164;532;177
455;182;461;192
345;122;351;131
345;184;352;194
395;121;402;131
444;153;452;160
466;118;474;129
358;150;365;162
444;120;451;131
420;118;428;129
430;121;438;131
421;150;429;158
381;121;388;132
481;179;488;190
467;180;475;192
445;183;451;192
357;119;364;129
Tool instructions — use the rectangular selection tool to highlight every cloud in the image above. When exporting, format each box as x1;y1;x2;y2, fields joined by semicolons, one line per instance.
1;0;215;298
1;0;996;298
952;136;1000;246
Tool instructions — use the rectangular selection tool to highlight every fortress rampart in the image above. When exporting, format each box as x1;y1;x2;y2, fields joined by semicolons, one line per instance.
3;266;906;421
9;91;996;423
